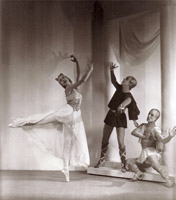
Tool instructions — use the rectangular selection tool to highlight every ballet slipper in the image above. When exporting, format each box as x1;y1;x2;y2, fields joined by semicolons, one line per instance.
8;123;18;128
9;118;36;127
8;122;35;128
61;169;70;182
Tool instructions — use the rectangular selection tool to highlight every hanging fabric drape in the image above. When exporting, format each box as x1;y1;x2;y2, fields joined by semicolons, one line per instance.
120;11;160;65
108;11;160;66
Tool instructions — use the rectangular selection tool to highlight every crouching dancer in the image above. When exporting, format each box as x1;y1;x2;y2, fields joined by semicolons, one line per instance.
126;109;176;187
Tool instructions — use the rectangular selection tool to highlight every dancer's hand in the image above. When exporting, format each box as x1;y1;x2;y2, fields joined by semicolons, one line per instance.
117;104;125;113
70;55;78;62
109;62;118;70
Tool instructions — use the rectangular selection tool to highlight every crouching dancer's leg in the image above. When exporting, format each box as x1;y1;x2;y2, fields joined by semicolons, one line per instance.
147;155;175;188
126;158;144;181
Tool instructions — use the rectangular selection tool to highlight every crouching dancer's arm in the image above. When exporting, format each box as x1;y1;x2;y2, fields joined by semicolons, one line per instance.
131;124;146;139
154;126;176;144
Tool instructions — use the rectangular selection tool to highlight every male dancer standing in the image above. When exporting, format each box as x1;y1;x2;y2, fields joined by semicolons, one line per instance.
95;63;140;172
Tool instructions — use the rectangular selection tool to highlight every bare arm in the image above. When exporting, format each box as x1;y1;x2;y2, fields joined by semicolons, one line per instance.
131;124;146;139
65;63;93;94
109;63;119;88
70;55;80;82
133;120;139;127
155;126;176;144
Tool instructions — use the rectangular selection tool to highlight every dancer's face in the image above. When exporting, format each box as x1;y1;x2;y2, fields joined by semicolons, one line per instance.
121;77;131;87
147;109;160;123
55;74;71;88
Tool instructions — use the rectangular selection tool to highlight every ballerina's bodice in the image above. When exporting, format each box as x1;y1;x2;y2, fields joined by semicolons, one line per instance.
66;89;82;111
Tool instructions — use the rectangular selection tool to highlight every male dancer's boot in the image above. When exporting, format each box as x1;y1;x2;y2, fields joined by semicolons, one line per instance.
119;147;127;173
94;143;108;168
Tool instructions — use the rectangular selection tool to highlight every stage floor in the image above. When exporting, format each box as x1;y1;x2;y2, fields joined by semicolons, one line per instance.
0;170;175;200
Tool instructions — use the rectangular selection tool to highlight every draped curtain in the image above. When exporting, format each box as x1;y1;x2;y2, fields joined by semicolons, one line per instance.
119;11;160;65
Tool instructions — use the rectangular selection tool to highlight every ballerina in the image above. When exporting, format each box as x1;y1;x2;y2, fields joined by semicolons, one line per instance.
9;55;93;182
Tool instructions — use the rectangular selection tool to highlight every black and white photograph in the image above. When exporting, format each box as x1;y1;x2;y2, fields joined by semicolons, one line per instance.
0;0;176;199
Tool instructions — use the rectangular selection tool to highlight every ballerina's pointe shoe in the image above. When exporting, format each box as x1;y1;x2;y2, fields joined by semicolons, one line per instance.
9;121;36;128
61;169;70;182
8;123;18;128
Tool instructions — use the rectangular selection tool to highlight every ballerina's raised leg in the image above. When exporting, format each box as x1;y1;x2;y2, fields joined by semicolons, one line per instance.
8;105;73;128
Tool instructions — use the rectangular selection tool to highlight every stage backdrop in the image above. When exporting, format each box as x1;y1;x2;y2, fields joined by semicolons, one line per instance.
0;1;175;177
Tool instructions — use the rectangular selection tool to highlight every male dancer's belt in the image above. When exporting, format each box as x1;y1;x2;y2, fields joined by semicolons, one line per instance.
110;109;124;115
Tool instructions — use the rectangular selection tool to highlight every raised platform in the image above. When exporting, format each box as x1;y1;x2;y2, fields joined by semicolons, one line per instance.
87;161;174;183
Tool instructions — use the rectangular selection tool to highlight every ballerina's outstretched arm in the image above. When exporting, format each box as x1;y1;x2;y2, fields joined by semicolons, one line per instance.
65;63;93;95
70;55;80;82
